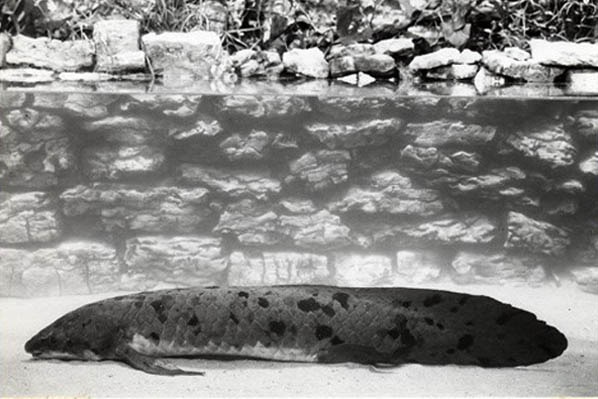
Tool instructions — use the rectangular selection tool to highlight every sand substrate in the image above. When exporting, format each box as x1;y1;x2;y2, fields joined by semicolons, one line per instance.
1;281;597;397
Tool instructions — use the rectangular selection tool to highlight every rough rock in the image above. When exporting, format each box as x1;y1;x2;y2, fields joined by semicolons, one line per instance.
449;167;527;199
329;56;357;77
529;39;598;68
505;211;570;256
401;145;481;174
329;46;396;77
305;118;404;149
579;152;598;176
334;253;393;286
353;54;396;77
213;199;281;246
362;213;497;247
287;150;350;191
395;250;445;284
60;184;212;233
0;192;61;244
403;120;496;147
0;67;55;83
83;116;164;145
315;97;387;119
373;38;414;56
451;251;547;286
566;70;598;95
230;49;283;77
0;241;119;296
0;92;26;108
0;32;9;67
504;47;530;61
279;210;352;250
409;48;460;71
6;35;94;71
121;236;226;290
142;31;226;82
94;19;146;72
227;251;330;286
282;47;329;79
82;145;165;181
473;66;506;93
33;93;116;118
328;43;375;59
180;164;281;200
426;64;479;80
219;130;271;161
169;115;223;140
570;266;598;294
458;49;482;64
482;50;564;82
218;95;311;118
570;110;598;141
329;170;444;217
279;198;318;214
503;124;576;168
0;109;74;188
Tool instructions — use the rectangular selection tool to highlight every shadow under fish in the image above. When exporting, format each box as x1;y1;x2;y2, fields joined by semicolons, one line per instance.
24;285;568;375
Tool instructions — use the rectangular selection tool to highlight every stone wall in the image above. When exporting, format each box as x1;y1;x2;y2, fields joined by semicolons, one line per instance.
1;91;597;296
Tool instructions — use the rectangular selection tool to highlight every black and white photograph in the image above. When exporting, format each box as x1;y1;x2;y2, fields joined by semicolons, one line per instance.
0;0;597;397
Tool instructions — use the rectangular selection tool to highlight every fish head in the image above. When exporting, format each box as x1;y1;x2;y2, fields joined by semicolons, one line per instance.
25;305;120;361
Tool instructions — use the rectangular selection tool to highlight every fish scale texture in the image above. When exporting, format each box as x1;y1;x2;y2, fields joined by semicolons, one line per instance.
97;286;566;366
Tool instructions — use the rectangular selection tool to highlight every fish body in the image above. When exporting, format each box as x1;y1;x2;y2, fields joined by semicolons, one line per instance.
25;285;568;375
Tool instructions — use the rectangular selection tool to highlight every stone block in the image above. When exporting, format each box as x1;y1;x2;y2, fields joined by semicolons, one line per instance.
60;183;212;233
122;235;226;290
0;192;61;244
227;251;330;286
529;39;598;68
505;211;570;256
482;50;564;82
409;48;460;71
403;120;496;147
282;47;329;78
6;35;94;71
305;118;404;149
287;150;350;191
82;145;165;181
94;19;146;72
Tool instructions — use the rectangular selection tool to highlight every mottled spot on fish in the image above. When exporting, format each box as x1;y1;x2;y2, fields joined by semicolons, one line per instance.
457;334;474;350
298;297;320;312
258;297;269;308
269;321;286;336
321;305;335;317
187;315;199;326
423;294;443;307
315;325;333;340
332;292;350;310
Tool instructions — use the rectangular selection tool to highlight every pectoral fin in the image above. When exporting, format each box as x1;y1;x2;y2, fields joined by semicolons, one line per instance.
115;345;205;376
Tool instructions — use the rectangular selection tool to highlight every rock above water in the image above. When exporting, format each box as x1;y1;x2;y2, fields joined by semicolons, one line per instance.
482;50;564;82
579;152;598;176
287;150;350;191
82;145;165;181
305;118;404;149
94;19;146;72
329;170;444;217
409;48;460;71
230;49;284;78
180;164;281;200
142;31;226;81
6;35;94;72
282;47;329;79
426;64;479;80
373;38;414;56
458;49;482;64
122;235;226;290
451;251;547;286
334;253;393;286
505;211;570;256
0;192;62;244
60;184;212;233
228;251;330;286
529;39;598;68
503;124;576;168
403;120;496;147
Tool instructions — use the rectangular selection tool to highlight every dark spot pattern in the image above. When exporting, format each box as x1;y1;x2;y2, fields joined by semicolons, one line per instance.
150;300;168;323
401;329;417;347
387;328;401;339
423;294;443;307
332;292;350;310
477;356;491;366
331;336;344;346
149;332;160;342
450;306;458;313
297;297;320;312
269;321;286;336
459;296;469;306
238;292;249;299
465;321;474;326
424;317;434;326
436;323;445;330
258;297;269;308
315;325;333;340
187;315;199;326
457;334;474;350
446;348;455;354
229;312;239;324
401;301;412;308
321;305;335;317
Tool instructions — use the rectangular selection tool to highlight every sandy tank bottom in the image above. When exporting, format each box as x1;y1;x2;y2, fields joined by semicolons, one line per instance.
1;282;597;397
